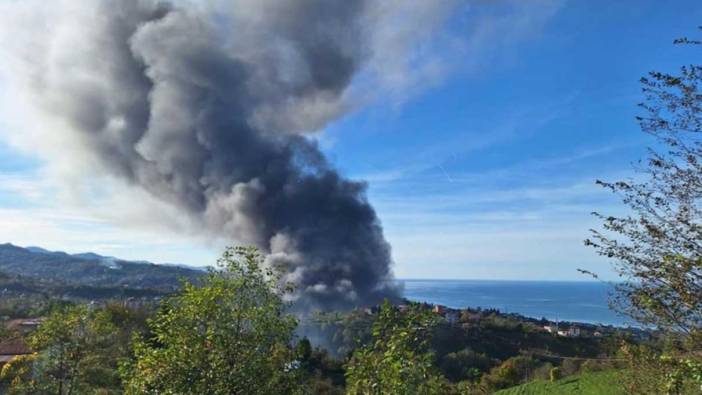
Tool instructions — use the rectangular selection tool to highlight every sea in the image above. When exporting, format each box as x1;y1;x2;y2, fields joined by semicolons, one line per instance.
400;279;635;327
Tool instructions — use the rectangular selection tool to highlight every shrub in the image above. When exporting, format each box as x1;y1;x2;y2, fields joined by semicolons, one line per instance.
550;367;561;382
619;342;702;394
481;356;537;391
561;358;582;376
439;348;493;382
532;362;555;381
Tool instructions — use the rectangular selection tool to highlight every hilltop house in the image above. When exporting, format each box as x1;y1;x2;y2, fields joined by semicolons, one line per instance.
5;318;43;335
433;305;447;315
557;326;581;337
432;305;460;324
543;324;558;334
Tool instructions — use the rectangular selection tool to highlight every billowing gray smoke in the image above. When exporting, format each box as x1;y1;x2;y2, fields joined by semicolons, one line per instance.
0;0;456;309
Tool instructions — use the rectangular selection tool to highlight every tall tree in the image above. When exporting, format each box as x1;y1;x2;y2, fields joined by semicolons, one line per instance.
121;246;300;395
587;31;702;340
345;300;448;395
0;305;124;394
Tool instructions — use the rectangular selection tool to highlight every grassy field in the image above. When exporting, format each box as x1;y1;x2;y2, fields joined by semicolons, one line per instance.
495;370;625;395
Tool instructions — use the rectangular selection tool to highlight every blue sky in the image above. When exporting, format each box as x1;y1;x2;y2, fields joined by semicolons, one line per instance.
0;1;700;280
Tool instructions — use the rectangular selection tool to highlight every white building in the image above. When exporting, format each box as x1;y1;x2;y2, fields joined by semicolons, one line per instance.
557;326;581;337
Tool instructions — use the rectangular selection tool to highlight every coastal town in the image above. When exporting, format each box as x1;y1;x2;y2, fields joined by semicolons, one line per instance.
424;303;651;341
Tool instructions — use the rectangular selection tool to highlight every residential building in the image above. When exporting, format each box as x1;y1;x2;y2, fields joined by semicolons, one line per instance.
0;338;31;368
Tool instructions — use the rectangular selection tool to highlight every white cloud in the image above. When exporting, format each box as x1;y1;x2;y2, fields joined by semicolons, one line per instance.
0;170;221;265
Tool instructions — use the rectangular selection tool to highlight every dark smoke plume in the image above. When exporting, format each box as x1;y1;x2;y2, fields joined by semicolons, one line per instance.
0;0;456;309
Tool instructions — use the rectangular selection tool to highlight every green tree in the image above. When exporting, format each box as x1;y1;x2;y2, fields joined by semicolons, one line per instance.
480;356;536;391
439;348;492;382
586;29;702;340
586;27;702;394
121;246;300;395
1;305;122;394
295;337;313;371
345;300;448;394
619;342;702;395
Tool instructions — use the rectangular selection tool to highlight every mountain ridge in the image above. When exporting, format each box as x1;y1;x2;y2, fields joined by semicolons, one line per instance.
0;243;205;291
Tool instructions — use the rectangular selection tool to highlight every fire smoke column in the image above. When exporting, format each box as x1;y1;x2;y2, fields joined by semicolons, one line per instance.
0;0;460;309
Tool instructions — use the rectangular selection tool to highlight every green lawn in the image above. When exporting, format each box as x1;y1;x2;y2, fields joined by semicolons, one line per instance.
495;370;625;395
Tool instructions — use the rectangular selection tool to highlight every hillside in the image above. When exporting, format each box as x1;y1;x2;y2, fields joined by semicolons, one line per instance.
496;370;624;395
0;243;205;291
0;270;166;301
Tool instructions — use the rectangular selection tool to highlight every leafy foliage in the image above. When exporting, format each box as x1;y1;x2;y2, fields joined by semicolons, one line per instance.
345;300;449;394
0;305;127;394
439;348;491;382
618;342;702;395
294;338;346;395
121;246;300;395
480;356;539;391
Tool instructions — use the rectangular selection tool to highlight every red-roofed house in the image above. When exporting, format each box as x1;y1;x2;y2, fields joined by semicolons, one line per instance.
0;337;31;367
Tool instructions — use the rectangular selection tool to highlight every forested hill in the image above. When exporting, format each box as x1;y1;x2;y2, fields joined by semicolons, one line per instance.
0;243;205;291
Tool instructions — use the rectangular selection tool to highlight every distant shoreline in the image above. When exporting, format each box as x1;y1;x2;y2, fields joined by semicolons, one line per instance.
397;278;613;283
399;279;637;327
